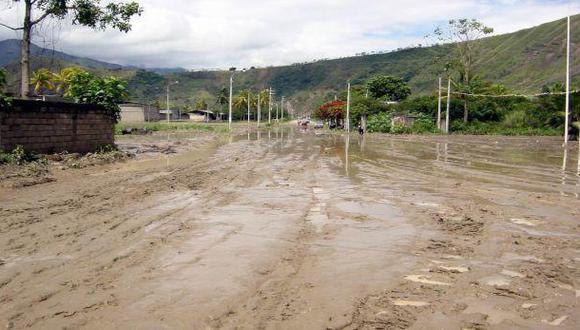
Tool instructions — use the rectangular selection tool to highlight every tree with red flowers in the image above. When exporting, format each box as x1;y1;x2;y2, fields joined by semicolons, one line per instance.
314;100;346;123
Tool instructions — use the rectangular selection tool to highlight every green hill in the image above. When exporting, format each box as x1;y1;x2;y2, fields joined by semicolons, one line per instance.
127;14;579;113
2;14;578;114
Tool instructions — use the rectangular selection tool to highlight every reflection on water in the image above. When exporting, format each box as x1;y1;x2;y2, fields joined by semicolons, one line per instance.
122;127;580;198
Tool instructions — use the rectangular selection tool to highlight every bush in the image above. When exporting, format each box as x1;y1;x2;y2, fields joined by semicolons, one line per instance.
411;117;438;134
367;112;392;133
0;145;44;165
65;71;129;122
450;121;560;136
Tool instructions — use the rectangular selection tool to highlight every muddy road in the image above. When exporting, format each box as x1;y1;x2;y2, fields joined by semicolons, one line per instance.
1;129;579;329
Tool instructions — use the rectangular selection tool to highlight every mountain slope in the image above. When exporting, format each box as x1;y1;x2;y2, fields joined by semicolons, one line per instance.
2;14;579;113
128;14;579;112
0;39;124;70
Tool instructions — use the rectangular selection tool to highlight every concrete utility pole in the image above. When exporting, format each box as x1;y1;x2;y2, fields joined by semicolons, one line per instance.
437;77;442;130
346;81;351;132
268;88;273;124
445;78;451;134
228;68;236;130
564;15;571;145
247;92;251;126
276;103;279;122
257;93;261;127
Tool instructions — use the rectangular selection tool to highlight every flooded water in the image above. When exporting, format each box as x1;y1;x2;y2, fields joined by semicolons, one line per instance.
3;127;579;329
232;127;580;197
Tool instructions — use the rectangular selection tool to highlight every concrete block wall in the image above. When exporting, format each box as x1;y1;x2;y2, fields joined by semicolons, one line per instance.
0;99;114;154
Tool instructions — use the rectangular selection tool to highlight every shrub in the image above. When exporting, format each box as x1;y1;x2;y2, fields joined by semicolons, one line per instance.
65;71;129;122
0;145;44;165
367;112;392;133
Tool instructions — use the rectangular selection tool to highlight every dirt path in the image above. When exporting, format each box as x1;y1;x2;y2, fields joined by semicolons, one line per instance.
1;129;579;329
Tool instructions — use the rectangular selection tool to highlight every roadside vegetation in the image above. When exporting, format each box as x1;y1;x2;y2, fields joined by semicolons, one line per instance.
115;122;232;135
28;67;129;121
312;18;579;137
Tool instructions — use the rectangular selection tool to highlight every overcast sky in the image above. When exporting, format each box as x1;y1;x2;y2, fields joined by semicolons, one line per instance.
0;0;578;70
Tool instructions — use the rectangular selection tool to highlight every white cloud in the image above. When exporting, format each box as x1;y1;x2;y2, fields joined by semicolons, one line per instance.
0;0;578;69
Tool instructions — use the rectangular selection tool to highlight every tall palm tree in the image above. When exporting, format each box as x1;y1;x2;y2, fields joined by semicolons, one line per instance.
30;68;54;97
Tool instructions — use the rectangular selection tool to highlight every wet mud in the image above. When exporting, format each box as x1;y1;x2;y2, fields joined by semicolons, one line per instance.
0;129;579;329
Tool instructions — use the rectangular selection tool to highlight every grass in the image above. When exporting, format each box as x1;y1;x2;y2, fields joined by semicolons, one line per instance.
115;121;232;135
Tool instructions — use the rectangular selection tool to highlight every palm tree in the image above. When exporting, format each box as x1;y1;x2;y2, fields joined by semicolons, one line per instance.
52;67;85;95
30;68;54;98
234;90;251;119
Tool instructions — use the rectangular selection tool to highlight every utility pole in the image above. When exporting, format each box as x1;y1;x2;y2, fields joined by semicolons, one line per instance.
228;68;236;130
346;81;351;132
257;93;261;127
564;15;571;145
247;91;251;126
166;85;170;123
276;103;279;122
437;77;442;130
268;88;273;124
445;77;451;134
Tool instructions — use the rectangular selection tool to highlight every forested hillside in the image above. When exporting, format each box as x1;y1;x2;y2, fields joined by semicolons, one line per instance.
1;14;578;113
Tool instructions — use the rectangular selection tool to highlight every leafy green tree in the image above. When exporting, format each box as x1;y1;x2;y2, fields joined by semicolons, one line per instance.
65;70;129;122
366;75;411;102
434;19;494;122
195;98;208;110
2;0;142;98
0;69;11;109
215;87;229;111
30;68;54;95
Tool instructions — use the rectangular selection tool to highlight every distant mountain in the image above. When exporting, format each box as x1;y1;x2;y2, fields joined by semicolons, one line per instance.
0;39;124;70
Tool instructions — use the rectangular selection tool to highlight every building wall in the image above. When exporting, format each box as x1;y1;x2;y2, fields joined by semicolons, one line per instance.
0;99;114;153
120;104;160;123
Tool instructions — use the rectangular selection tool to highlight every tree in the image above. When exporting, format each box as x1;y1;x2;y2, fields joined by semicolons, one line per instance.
195;98;208;110
52;67;86;95
434;19;494;122
0;69;10;109
215;87;229;107
366;75;411;102
1;0;142;98
30;68;54;96
313;100;346;126
65;69;129;122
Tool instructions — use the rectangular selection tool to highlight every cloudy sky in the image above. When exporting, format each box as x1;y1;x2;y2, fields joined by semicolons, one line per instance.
0;0;578;70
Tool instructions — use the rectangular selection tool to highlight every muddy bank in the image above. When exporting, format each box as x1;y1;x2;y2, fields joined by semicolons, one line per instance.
0;129;578;329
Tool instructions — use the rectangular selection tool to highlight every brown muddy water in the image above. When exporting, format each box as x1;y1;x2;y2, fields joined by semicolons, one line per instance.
0;128;579;329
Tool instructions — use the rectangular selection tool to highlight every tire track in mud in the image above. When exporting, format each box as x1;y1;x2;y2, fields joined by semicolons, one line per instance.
0;139;259;329
209;150;323;329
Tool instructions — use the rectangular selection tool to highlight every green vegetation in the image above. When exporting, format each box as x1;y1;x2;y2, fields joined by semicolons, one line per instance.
115;122;231;135
367;75;411;101
65;70;129;121
24;67;129;121
119;14;578;115
0;145;44;165
0;68;11;109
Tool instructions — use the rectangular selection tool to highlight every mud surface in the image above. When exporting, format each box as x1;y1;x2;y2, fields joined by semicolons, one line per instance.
1;129;579;329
